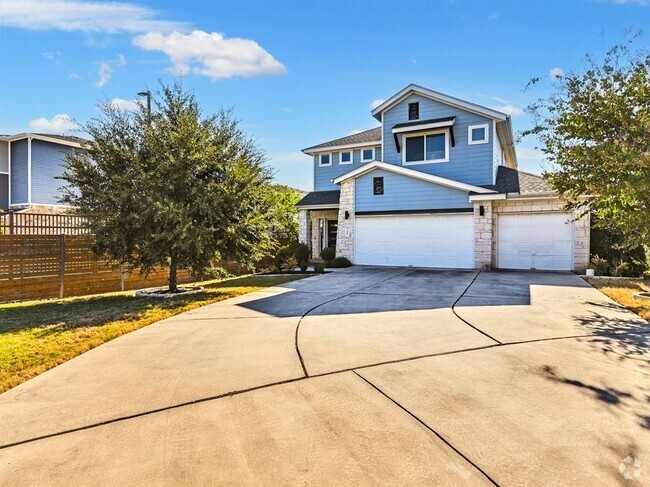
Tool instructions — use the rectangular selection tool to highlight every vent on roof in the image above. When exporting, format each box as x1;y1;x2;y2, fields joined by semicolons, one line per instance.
408;102;419;120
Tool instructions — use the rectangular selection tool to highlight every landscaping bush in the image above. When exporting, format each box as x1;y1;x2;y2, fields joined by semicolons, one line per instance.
321;246;335;264
329;256;352;268
590;255;610;276
274;244;293;271
293;242;310;272
283;256;298;271
193;263;231;281
591;220;647;276
612;260;632;277
314;263;326;273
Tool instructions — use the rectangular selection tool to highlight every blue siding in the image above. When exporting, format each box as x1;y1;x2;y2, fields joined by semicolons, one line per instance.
10;139;28;205
31;140;74;205
382;94;495;186
314;144;381;191
355;169;472;212
0;174;8;210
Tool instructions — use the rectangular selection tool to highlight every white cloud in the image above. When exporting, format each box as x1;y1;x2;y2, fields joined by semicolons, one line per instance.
110;98;140;111
68;72;82;80
29;114;79;133
487;12;500;20
369;99;386;110
490;104;524;116
42;50;61;61
550;67;564;79
517;147;545;163
95;54;126;88
0;0;187;33
132;30;286;80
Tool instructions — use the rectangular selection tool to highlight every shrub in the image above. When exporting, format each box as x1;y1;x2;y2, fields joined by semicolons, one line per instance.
612;260;631;277
321;246;335;264
590;255;610;276
274;244;293;271
283;256;298;271
314;263;326;273
293;242;310;272
329;256;352;268
591;219;647;276
193;263;231;281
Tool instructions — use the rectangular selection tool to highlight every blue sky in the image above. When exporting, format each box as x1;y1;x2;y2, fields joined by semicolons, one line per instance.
1;0;648;191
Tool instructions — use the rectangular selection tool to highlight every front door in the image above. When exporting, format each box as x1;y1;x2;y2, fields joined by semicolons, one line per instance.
327;219;338;249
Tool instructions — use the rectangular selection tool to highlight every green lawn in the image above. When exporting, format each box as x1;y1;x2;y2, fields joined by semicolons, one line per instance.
0;274;308;393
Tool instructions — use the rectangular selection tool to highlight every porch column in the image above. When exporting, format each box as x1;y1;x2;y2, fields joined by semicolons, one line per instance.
336;179;355;261
474;201;493;270
298;209;308;245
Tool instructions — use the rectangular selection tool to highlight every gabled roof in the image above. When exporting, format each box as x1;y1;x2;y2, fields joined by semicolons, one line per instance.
303;127;381;154
2;133;88;148
370;84;509;122
295;190;340;208
332;160;496;194
481;166;553;195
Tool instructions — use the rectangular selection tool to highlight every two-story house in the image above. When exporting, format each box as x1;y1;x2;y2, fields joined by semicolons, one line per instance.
0;133;87;212
296;84;589;272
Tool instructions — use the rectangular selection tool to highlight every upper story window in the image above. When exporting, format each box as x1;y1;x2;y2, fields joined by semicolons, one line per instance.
361;148;374;162
403;130;449;165
468;123;489;145
408;102;419;120
318;153;331;166
340;151;352;165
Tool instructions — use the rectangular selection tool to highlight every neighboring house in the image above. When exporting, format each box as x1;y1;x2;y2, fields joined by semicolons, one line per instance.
296;84;589;272
0;133;87;213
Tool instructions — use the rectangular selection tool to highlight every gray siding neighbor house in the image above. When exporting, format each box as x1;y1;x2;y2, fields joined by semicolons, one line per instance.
0;133;87;212
296;84;590;272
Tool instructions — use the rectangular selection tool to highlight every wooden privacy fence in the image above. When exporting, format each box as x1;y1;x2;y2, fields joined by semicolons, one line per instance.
0;235;193;302
0;211;91;235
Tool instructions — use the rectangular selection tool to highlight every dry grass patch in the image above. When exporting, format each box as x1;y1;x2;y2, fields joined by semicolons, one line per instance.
587;278;650;321
0;274;309;393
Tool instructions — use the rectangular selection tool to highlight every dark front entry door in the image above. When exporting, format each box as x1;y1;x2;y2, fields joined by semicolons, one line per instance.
327;220;338;249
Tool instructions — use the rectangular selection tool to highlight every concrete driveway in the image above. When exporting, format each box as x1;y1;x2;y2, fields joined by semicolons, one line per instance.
0;267;648;486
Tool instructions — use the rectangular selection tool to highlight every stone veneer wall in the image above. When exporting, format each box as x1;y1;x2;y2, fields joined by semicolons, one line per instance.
335;179;355;261
298;209;308;245
490;197;590;272
473;201;493;269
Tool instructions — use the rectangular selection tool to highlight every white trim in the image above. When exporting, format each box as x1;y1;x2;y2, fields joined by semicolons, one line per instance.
505;193;557;200
318;153;332;167
25;202;70;207
7;141;10;206
469;194;506;202
381;112;384;162
361;147;374;162
304;140;381;155
468;123;489;145
0;171;8;175
27;137;32;204
401;129;449;165
392;118;455;134
332;160;496;194
339;150;353;165
370;84;508;121
295;204;340;210
5;133;84;149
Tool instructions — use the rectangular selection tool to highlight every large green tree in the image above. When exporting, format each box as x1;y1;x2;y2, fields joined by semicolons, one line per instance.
61;83;278;291
525;40;650;248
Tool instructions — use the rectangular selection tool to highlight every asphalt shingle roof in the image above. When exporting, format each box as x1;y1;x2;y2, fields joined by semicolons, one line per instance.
482;166;553;195
295;190;340;207
34;133;90;144
303;127;381;151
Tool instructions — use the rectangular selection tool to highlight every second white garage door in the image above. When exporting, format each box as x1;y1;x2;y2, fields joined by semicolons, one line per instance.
355;213;474;268
497;213;574;271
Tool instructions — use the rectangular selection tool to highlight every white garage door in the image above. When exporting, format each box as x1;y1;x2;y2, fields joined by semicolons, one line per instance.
355;213;474;268
498;213;574;271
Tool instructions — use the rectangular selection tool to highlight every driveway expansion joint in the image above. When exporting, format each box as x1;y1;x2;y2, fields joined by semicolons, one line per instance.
351;370;500;487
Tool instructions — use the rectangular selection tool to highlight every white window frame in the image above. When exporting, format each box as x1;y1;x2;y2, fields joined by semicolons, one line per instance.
401;129;450;165
468;123;489;145
318;152;332;167
361;147;374;162
340;150;353;165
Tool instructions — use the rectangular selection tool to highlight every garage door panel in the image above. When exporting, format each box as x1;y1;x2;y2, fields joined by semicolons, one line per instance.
355;214;474;269
498;213;573;271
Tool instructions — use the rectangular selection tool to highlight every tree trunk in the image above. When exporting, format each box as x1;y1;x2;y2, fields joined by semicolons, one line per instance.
169;257;178;293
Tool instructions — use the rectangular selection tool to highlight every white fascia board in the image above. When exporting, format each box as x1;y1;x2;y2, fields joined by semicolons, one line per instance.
303;140;381;155
392;118;455;134
295;204;340;210
333;160;496;194
371;84;508;122
469;194;507;202
6;133;84;149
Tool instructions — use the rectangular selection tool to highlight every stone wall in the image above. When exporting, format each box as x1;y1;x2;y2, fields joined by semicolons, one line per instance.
335;180;355;261
473;201;493;269
298;209;308;245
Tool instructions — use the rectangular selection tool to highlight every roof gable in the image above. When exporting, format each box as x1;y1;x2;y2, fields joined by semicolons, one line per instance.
333;161;496;194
